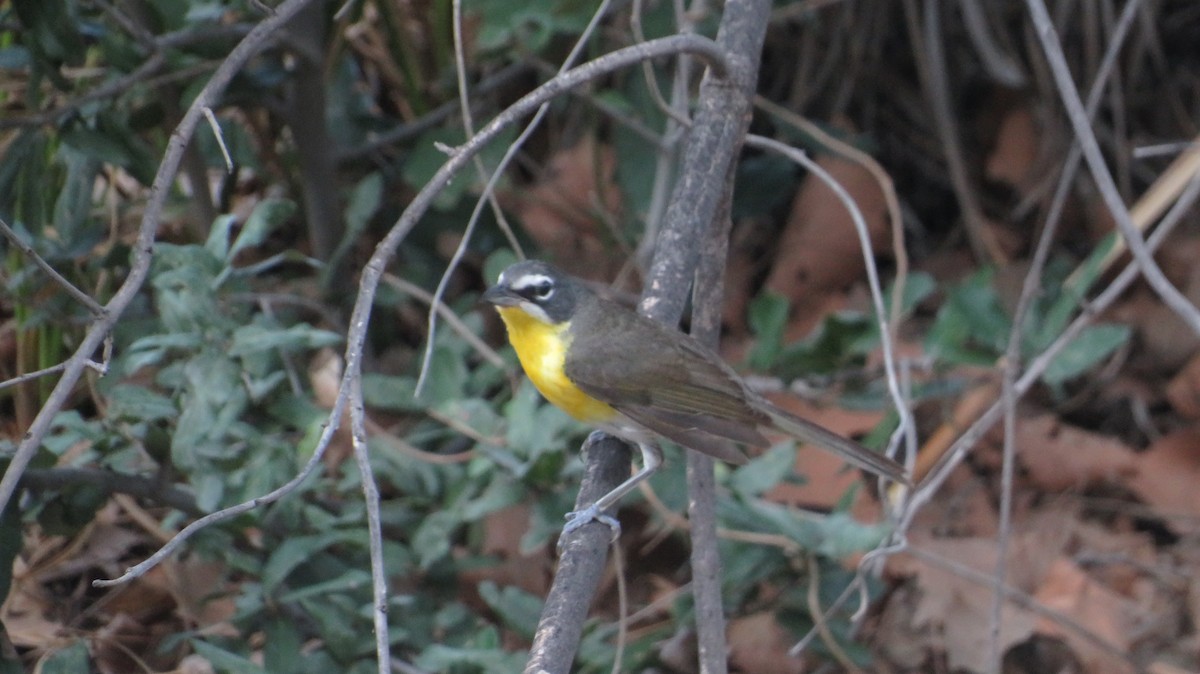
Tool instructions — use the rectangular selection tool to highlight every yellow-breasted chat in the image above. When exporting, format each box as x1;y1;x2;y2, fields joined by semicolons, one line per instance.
482;260;908;534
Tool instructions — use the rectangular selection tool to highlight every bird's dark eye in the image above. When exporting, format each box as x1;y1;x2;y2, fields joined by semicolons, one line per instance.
530;280;554;300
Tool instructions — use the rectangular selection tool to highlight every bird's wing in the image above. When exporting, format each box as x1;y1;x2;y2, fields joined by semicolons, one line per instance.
564;300;767;452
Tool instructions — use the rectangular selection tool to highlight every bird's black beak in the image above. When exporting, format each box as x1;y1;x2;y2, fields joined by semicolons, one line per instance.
481;284;521;306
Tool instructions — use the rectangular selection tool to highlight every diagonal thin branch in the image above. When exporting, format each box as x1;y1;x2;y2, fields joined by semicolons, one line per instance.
0;217;105;316
1024;0;1200;337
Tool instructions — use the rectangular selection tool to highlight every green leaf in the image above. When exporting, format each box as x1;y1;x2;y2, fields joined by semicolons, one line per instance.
205;214;239;260
361;373;425;412
887;271;936;317
413;510;459;568
1042;324;1131;385
228;323;342;357
775;312;874;378
263;618;303;674
402;128;467;210
105;384;177;423
37;641;89;674
729;441;796;498
228;199;297;260
189;640;270;674
746;292;790;370
477;581;543;639
262;531;360;594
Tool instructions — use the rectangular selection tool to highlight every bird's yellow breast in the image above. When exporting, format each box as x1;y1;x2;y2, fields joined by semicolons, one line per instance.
496;306;616;423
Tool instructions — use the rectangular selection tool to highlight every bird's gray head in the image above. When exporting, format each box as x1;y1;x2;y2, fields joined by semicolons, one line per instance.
481;260;583;324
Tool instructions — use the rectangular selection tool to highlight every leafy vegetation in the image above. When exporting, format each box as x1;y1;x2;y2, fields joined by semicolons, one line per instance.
2;0;1196;672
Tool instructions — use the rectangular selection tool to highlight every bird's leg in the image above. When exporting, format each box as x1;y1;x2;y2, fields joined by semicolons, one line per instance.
562;440;663;541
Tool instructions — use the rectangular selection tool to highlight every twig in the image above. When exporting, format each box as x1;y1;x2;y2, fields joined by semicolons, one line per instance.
0;359;107;392
900;164;1200;534
958;0;1025;86
744;136;912;478
806;552;862;673
907;546;1141;670
0;52;166;129
904;0;1006;264
988;0;1142;666
381;273;506;369
1025;0;1200;337
20;468;202;517
416;0;618;397
688;189;735;674
0;217;105;316
335;61;533;163
450;0;525;258
750;97;912;344
348;371;391;671
524;436;632;674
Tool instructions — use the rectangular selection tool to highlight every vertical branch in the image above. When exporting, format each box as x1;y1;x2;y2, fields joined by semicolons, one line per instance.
638;2;772;672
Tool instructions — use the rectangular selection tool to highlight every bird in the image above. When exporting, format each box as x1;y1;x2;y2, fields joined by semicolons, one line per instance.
481;260;908;535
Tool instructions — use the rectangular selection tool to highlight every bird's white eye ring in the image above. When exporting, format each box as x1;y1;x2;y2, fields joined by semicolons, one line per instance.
531;281;554;300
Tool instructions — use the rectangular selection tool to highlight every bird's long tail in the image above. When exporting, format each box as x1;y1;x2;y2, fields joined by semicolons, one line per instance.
762;405;910;485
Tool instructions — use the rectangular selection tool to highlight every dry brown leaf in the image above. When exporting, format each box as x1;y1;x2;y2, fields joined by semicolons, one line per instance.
764;154;890;340
1012;414;1138;491
1032;559;1137;674
514;137;624;281
1166;352;1200;418
897;463;998;539
457;504;551;599
1128;426;1200;535
728;612;805;674
985;105;1040;190
889;513;1078;673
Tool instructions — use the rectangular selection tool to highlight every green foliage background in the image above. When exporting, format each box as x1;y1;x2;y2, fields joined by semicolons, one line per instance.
0;0;1136;672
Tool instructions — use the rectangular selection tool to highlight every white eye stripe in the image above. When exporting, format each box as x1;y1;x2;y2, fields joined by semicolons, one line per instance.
510;273;554;292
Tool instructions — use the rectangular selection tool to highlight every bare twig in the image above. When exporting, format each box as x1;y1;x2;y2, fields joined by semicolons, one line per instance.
904;0;1006;264
415;0;633;397
0;359;107;392
381;273;506;369
750;97;911;339
900;164;1200;533
988;0;1142;665
745;136;912;477
524;436;632;674
450;0;525;258
21;468;202;517
907;546;1141;670
1025;0;1200;337
0;217;105;316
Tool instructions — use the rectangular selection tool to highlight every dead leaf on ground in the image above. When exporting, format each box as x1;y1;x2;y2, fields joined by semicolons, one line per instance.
1128;426;1200;535
1032;558;1138;674
728;612;806;674
894;463;998;539
1009;414;1138;492
888;511;1080;673
1166;352;1200;418
764;155;890;339
985;104;1040;192
458;503;551;600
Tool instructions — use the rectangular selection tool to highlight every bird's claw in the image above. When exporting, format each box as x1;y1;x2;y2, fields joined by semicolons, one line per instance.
561;504;621;543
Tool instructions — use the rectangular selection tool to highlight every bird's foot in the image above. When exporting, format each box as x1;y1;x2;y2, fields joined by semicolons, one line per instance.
560;504;621;544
